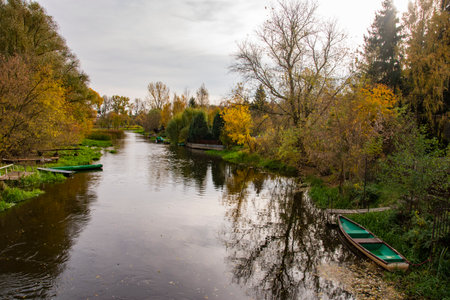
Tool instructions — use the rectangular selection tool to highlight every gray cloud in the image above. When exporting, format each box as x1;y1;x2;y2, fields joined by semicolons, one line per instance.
36;0;406;102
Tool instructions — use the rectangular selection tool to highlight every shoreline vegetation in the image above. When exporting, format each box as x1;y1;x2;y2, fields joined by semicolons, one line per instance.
1;0;448;299
0;129;122;213
199;145;448;299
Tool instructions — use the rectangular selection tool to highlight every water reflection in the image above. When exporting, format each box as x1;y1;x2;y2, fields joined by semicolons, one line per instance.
220;167;354;300
164;146;227;195
0;173;98;299
0;134;359;299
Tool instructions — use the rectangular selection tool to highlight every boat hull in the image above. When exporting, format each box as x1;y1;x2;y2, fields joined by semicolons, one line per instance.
51;164;103;171
338;215;409;271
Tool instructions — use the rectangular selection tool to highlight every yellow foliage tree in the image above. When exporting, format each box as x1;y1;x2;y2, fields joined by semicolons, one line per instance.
160;102;172;128
172;94;187;117
303;84;398;182
0;55;76;156
221;98;255;151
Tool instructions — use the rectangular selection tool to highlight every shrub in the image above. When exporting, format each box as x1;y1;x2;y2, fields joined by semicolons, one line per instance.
212;112;224;140
166;113;185;144
188;112;211;142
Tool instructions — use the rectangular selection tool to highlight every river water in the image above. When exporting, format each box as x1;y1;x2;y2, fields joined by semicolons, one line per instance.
0;132;357;299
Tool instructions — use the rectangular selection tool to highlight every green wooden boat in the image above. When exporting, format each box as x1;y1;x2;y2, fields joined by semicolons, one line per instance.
51;164;103;172
338;215;409;271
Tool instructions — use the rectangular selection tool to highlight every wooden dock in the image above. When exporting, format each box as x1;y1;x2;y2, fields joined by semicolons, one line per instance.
186;143;225;150
0;171;34;181
37;168;75;176
326;207;391;215
2;157;58;164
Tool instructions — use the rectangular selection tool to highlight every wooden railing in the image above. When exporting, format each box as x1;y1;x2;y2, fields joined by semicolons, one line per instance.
0;164;14;176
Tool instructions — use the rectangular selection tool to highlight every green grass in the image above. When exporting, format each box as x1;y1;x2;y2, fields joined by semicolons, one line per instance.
0;133;114;213
205;148;297;176
50;146;102;167
19;171;66;187
306;177;354;209
82;139;113;148
0;186;44;212
130;126;145;134
306;176;387;209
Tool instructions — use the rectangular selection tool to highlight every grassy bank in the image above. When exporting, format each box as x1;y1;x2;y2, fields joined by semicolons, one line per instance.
306;176;392;209
307;176;449;299
205;148;298;176
347;211;449;299
0;130;119;212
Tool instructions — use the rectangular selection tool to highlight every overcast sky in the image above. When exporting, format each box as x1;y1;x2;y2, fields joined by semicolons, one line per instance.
35;0;410;103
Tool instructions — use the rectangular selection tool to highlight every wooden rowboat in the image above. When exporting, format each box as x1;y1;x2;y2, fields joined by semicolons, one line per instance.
51;164;103;172
338;215;409;271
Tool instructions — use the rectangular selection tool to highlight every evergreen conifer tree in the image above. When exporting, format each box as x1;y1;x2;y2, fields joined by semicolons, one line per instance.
362;0;403;92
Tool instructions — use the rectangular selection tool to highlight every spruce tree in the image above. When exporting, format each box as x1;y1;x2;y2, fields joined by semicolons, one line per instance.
362;0;403;92
252;84;267;111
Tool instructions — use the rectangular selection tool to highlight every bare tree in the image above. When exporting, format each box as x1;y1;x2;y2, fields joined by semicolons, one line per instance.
196;83;210;107
131;98;146;116
146;81;170;110
231;0;349;126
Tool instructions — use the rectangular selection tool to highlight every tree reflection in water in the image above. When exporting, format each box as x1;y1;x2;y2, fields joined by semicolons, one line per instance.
220;166;354;299
0;173;98;299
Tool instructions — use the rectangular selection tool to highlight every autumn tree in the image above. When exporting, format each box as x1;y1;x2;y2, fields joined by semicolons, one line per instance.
196;83;209;107
302;84;399;184
0;55;72;156
221;91;255;151
231;0;348;127
160;102;172;128
137;109;161;133
172;93;187;116
130;98;146;117
0;0;97;149
146;81;170;110
361;0;403;92
403;0;449;142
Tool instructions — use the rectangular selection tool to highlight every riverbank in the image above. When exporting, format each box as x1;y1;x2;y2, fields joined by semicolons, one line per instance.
0;129;121;212
347;211;449;299
202;147;448;300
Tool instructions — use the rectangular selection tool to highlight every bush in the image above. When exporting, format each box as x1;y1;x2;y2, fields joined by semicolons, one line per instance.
380;126;449;214
188;111;211;142
166;113;185;144
212;112;224;140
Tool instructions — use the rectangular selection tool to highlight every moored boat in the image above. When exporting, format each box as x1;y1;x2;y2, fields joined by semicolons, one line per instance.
51;164;103;172
338;215;409;271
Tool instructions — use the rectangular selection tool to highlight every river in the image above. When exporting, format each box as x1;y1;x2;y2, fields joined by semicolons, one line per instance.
0;132;357;299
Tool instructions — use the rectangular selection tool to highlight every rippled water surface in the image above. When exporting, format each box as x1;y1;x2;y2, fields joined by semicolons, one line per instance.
0;133;358;299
